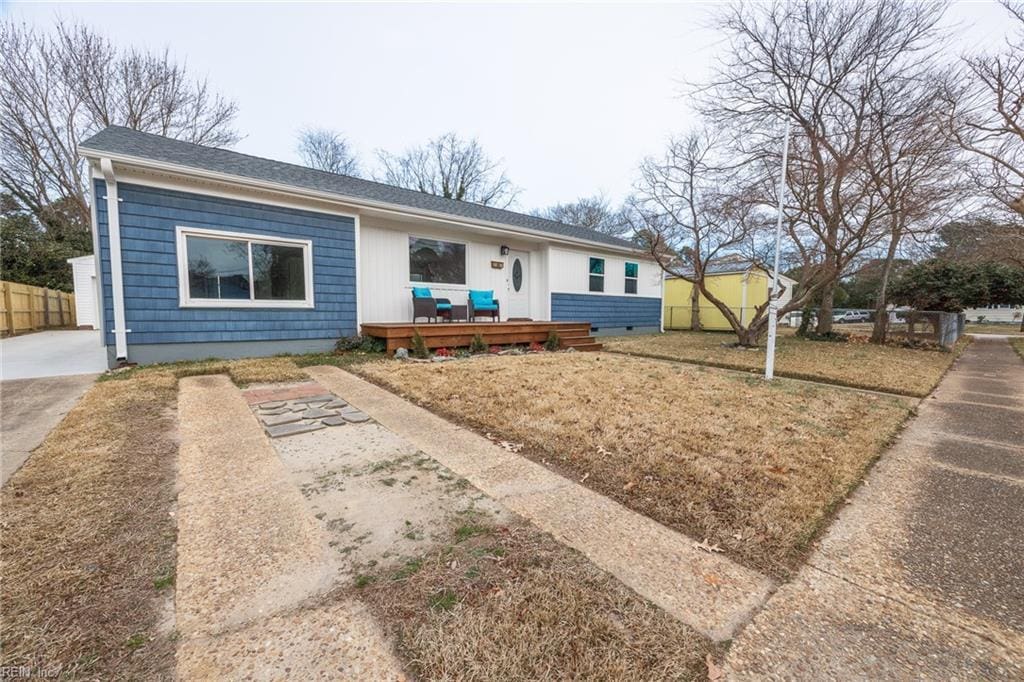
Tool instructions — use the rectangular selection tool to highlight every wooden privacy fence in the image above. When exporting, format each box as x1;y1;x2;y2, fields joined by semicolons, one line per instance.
0;280;77;336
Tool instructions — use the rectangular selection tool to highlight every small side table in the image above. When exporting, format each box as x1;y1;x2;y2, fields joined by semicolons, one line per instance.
448;304;468;322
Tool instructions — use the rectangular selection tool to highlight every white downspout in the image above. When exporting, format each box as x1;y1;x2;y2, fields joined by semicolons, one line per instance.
353;213;362;333
100;158;129;361
87;164;105;343
659;269;665;333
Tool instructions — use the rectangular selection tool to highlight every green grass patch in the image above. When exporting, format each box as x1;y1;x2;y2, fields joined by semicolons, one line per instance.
428;589;459;611
454;524;489;543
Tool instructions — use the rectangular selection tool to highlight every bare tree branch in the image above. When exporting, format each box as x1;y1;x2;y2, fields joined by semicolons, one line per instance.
296;127;360;176
375;132;519;208
0;19;240;232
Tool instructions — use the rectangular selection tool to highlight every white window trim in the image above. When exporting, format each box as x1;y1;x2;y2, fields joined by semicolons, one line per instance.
175;225;315;309
589;256;605;293
407;233;468;288
624;261;639;295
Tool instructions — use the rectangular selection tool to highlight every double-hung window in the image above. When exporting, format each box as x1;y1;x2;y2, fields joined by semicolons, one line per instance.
624;262;639;294
177;227;314;308
589;257;605;292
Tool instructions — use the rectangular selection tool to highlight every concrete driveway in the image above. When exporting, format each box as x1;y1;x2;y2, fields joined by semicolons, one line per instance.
1;331;105;485
1;374;97;485
1;330;107;380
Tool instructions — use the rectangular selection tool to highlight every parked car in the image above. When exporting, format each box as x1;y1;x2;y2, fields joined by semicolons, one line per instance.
834;310;870;323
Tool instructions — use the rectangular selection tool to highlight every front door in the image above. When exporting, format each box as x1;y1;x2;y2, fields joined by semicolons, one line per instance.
507;250;530;319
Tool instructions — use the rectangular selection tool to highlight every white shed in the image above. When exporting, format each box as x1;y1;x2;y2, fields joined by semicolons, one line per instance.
67;255;98;329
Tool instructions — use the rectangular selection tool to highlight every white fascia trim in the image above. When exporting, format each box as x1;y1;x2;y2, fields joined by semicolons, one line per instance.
100;158;129;359
175;225;315;309
78;148;646;256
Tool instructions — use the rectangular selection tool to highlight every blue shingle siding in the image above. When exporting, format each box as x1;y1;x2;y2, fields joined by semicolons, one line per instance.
550;293;661;329
96;180;357;348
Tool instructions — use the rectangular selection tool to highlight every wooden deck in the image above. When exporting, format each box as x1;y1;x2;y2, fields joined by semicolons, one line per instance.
360;320;602;354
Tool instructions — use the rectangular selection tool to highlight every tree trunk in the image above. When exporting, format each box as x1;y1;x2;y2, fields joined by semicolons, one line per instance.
690;284;702;331
816;283;835;334
736;326;761;347
870;236;901;343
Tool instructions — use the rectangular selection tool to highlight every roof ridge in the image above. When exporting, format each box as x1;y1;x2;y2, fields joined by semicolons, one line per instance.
80;126;636;250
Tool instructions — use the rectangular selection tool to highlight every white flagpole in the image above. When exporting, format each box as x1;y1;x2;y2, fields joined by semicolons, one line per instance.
765;119;791;381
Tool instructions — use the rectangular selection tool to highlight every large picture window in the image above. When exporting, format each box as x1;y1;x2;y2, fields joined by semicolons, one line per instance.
177;227;313;308
409;236;466;285
589;257;605;292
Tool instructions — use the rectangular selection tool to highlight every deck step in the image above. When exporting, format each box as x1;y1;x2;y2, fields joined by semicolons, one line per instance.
565;341;603;352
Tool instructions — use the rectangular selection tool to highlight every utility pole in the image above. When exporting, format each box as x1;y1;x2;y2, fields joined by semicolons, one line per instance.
765;119;791;381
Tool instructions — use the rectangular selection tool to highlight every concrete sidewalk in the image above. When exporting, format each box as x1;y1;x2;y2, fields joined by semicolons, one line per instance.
726;336;1024;679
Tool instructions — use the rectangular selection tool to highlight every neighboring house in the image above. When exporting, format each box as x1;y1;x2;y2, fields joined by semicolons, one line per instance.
962;304;1023;324
66;254;98;329
663;261;796;331
78;127;662;367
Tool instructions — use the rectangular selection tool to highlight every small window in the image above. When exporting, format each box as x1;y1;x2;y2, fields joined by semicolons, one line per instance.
178;227;313;308
589;257;605;292
625;262;638;295
409;236;466;285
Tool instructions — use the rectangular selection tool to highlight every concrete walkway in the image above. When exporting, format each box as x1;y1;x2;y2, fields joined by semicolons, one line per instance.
306;366;775;642
1;330;106;380
175;375;404;679
726;336;1024;679
1;374;96;486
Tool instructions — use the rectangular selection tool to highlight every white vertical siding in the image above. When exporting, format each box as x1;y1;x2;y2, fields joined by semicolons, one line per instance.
68;255;97;328
359;217;546;323
548;247;661;298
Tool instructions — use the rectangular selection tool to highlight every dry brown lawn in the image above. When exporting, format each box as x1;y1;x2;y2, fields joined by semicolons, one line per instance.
966;322;1023;336
1;371;179;679
356;353;913;577
1012;337;1024;360
354;519;714;680
604;331;964;396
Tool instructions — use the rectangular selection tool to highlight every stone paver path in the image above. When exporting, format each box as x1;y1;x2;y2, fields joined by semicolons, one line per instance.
725;336;1024;679
175;375;404;679
306;365;775;642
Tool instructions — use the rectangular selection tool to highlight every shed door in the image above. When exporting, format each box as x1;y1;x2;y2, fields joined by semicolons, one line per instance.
506;250;530;319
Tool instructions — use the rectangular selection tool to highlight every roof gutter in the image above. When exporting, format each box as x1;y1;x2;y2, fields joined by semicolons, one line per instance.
77;146;646;257
99;158;130;361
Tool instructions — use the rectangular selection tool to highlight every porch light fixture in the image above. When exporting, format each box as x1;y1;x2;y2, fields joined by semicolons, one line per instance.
500;245;510;255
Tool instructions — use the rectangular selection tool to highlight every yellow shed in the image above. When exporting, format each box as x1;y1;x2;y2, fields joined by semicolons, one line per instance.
662;263;795;330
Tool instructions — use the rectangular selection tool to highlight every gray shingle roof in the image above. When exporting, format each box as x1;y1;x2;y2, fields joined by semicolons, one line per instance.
79;126;638;251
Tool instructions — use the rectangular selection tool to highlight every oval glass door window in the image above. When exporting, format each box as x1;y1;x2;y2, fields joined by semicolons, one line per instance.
512;258;523;292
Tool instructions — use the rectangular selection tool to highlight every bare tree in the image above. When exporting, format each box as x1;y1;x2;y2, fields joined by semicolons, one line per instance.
699;0;949;335
376;132;519;208
296;127;359;176
943;1;1024;217
0;20;239;232
865;75;964;342
630;130;772;346
533;195;630;236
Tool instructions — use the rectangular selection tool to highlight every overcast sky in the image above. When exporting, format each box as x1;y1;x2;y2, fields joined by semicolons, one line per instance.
3;1;1015;212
